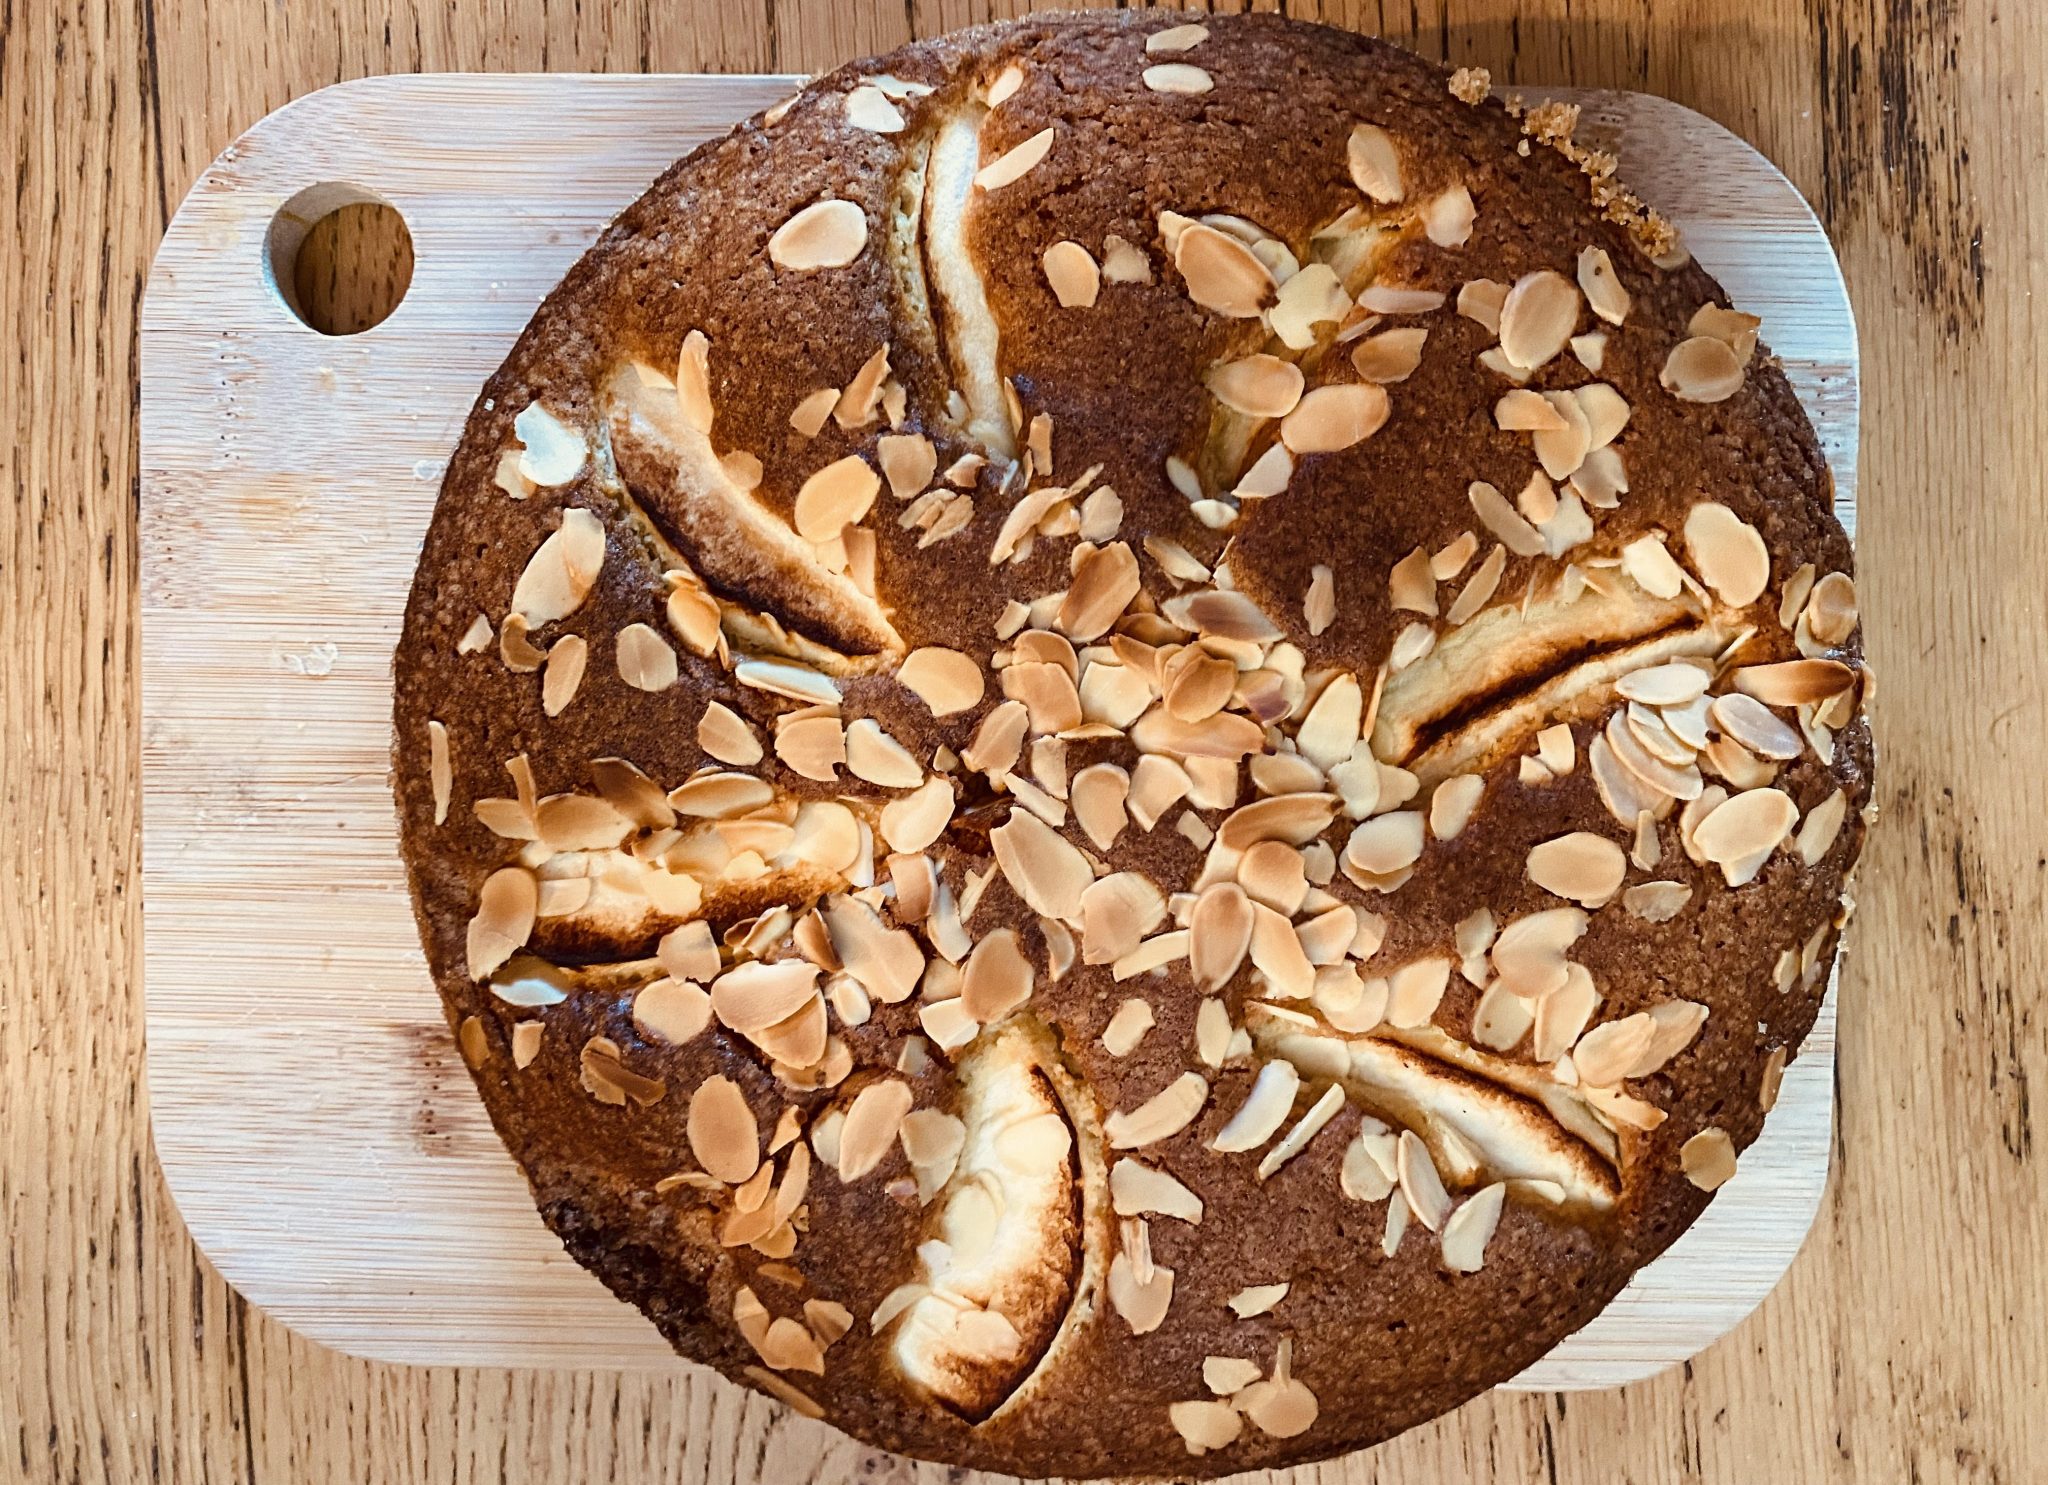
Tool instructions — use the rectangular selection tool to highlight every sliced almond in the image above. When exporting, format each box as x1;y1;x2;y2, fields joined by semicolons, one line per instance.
1173;221;1274;317
974;126;1055;191
1576;245;1630;325
1498;269;1579;371
1280;383;1390;454
1526;831;1627;907
1143;62;1213;94
1684;502;1770;607
1042;240;1101;308
466;867;537;978
615;623;677;691
960;927;1034;1022
1347;122;1404;202
990;808;1092;922
1680;1126;1737;1190
1106;1072;1209;1148
898;646;984;714
1207;354;1305;418
688;1075;759;1184
509;507;606;626
1210;1059;1300;1153
768;199;868;271
880;776;954;854
837;1079;914;1180
1661;336;1744;402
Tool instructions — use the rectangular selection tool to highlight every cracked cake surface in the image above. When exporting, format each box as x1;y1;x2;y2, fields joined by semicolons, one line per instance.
393;12;1871;1477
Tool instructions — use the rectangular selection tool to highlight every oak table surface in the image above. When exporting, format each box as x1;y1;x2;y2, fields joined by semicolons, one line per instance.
4;2;2040;1483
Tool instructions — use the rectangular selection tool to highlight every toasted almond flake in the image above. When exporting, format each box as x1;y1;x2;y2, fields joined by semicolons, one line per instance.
896;646;983;715
1471;978;1534;1050
466;867;537;979
958;926;1034;1023
978;60;1025;107
1619;533;1686;600
510;507;606;626
843;84;904;132
425;720;453;825
789;387;838;437
1618;662;1711;706
1680;1126;1737;1190
712;963;822;1041
1469;481;1545;557
975;126;1054;191
1443;542;1508;627
832;346;892;429
1491;906;1588;998
538;634;587;717
880;776;954;854
1684;502;1770;607
1096;997;1155;1058
456;1014;489;1069
533;792;629;852
1060;541;1142;642
991;808;1092;922
1732;658;1855;708
1804;571;1859;645
1457;277;1508;334
1143;63;1212;94
456;613;494;654
1106;1071;1209;1148
1347;122;1404;202
1712;692;1810;766
1386;546;1439;618
1297;564;1336;636
1531;967;1601;1064
837;1079;913;1180
1226;1282;1288;1318
1207;355;1305;418
664;577;722;656
1497;389;1568;434
697;702;762;766
1577;245;1630;324
1203;1356;1260;1395
1040;238;1101;308
1280;382;1390;454
1623;880;1692;922
769;199;868;271
632;978;712;1045
1573;1011;1657;1086
670;330;715;437
1239;1365;1318;1440
1661;335;1745;402
1428;774;1485;840
1351;326;1428;383
1499;269;1579;371
1691;787;1798;878
1396;1129;1452;1230
688;1075;760;1184
1691;303;1762;363
1526;831;1627;907
1173;220;1274;317
1217;793;1338;852
667;771;773;820
1210;1059;1300;1153
612;623;677;692
1441;1182;1506;1272
1422;183;1476;247
1083;871;1168;964
792;454;880;543
1147;21;1209;52
1345;811;1425;876
1796;789;1848;864
1571;331;1608;371
508;1020;544;1068
1109;1219;1177;1334
1170;1399;1243;1456
1760;1047;1789;1111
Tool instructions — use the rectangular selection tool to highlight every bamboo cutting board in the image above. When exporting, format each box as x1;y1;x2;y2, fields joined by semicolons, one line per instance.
139;75;1856;1394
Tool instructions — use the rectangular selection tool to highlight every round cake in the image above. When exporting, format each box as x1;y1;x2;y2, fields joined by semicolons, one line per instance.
392;13;1872;1476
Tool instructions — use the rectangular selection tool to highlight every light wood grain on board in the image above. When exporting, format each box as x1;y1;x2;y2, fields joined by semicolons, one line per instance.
139;74;1855;1390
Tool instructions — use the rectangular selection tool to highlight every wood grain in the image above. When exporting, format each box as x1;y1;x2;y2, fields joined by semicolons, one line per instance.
8;1;2045;1482
136;74;1855;1391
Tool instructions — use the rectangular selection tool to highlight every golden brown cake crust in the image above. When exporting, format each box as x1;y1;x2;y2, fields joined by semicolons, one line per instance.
393;13;1872;1477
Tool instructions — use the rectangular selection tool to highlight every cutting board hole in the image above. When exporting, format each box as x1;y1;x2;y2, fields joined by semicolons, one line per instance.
265;184;414;335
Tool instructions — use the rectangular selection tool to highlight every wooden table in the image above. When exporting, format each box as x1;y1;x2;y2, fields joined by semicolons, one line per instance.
6;2;2040;1481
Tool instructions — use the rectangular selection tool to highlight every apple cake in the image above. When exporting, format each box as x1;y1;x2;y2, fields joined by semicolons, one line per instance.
392;11;1872;1476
